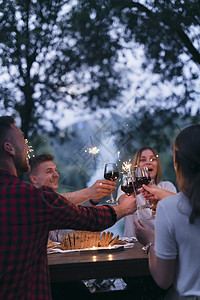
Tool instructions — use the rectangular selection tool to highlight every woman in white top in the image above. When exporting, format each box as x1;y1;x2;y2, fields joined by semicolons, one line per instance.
117;146;177;237
135;125;200;298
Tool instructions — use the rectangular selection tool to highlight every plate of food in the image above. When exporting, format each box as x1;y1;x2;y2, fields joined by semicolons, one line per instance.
47;230;129;254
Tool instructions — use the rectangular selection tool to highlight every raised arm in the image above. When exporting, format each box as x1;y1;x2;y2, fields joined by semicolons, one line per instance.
142;184;176;202
60;179;116;205
114;194;137;221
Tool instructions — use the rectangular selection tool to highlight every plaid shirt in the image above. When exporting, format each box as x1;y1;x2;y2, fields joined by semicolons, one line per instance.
0;169;117;299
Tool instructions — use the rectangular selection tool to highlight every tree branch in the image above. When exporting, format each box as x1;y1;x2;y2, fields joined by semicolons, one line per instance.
175;24;200;65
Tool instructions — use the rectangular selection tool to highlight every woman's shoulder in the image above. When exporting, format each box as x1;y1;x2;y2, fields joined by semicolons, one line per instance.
159;191;188;211
158;180;177;192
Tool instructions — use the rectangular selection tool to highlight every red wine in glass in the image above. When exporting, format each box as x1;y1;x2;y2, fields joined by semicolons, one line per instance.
134;167;151;191
134;167;151;211
104;163;119;203
135;176;151;189
104;172;119;181
121;174;134;196
121;183;134;196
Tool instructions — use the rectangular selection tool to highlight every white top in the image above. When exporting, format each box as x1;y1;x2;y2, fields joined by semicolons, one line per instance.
117;181;177;237
155;192;200;296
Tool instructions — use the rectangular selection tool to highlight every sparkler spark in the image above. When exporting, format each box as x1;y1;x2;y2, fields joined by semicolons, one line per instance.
85;146;99;156
85;145;99;169
28;147;35;159
117;151;121;161
122;159;132;173
25;139;35;159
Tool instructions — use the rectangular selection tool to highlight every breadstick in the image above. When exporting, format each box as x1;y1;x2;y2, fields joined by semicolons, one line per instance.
61;232;71;250
106;232;114;246
99;232;106;247
69;231;75;249
109;235;119;247
75;231;81;249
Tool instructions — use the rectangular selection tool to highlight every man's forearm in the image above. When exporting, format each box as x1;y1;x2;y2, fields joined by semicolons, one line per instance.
61;188;91;205
113;200;136;221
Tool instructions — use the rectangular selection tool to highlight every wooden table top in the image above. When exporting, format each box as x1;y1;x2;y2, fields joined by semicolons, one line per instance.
48;241;150;282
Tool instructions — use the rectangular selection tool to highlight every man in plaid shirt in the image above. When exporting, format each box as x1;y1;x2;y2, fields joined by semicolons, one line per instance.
28;153;121;242
0;116;136;300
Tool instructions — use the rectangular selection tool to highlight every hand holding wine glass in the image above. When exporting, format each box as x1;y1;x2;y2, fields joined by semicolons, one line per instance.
141;178;157;220
134;167;151;191
104;163;119;203
121;173;135;196
134;167;151;210
142;184;176;201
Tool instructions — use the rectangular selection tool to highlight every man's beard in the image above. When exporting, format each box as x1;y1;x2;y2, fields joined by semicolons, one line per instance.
17;164;30;176
14;155;30;176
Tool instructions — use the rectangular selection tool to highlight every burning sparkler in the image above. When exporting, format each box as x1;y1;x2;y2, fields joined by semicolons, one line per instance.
85;143;100;168
25;139;35;159
122;159;132;173
117;151;121;162
87;146;100;155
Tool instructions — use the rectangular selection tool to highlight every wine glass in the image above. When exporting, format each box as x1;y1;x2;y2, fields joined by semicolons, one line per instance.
135;167;151;191
104;163;119;203
134;167;151;210
121;173;135;196
121;171;138;215
145;179;157;220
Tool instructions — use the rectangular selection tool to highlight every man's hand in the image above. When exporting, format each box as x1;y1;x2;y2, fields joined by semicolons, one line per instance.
134;219;155;246
87;180;116;204
114;194;137;221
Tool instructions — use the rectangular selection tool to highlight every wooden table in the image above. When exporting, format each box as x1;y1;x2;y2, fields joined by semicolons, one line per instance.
48;241;150;283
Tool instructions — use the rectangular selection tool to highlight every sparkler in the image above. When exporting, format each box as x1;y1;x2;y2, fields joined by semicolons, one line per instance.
84;146;100;156
28;147;35;159
85;136;100;168
117;151;121;162
122;159;132;173
87;146;99;155
25;139;35;159
85;146;99;168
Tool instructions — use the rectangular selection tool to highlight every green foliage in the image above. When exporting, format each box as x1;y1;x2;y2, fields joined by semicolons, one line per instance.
0;0;128;137
0;0;66;136
74;0;200;109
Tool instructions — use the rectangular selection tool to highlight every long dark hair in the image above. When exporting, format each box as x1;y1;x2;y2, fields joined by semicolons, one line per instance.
174;124;200;223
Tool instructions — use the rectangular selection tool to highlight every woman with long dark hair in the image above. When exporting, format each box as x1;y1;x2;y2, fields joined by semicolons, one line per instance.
135;124;200;299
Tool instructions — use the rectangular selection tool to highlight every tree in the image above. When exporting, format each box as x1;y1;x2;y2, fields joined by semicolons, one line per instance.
0;0;64;137
0;0;128;138
67;0;200;170
71;0;200;111
0;0;199;142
